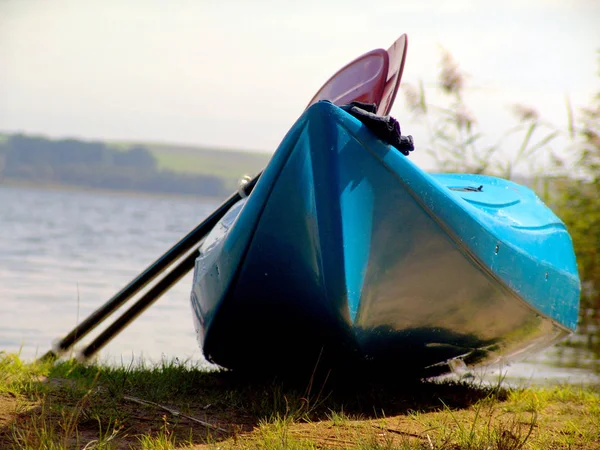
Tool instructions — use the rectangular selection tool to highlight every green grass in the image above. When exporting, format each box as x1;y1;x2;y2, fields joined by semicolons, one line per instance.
1;352;599;449
110;141;272;190
149;144;269;176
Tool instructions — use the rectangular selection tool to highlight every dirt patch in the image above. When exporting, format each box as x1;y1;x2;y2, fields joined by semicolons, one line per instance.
0;393;41;447
0;394;20;428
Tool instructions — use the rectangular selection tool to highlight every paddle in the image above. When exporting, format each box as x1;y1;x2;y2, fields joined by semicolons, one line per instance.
43;34;408;362
39;175;260;361
377;34;408;115
306;48;389;108
79;249;201;360
306;33;408;115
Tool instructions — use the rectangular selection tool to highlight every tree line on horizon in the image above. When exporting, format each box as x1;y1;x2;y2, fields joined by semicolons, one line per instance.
0;134;226;197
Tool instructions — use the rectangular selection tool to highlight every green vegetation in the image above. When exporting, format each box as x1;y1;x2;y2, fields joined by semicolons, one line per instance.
1;352;598;449
402;51;561;179
141;143;270;190
555;63;600;356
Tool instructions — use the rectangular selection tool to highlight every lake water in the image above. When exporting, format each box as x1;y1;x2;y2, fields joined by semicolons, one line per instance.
1;184;598;386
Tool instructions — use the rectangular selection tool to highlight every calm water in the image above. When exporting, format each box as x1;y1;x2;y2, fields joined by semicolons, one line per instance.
1;184;598;385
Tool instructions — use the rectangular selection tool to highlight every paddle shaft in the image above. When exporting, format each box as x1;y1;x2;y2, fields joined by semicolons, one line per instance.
43;174;259;360
80;247;199;359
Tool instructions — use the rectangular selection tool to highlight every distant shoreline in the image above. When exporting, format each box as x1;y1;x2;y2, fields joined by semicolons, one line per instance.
0;132;269;198
0;178;226;202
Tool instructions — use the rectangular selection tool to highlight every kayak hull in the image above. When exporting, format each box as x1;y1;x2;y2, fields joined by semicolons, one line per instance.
190;101;579;375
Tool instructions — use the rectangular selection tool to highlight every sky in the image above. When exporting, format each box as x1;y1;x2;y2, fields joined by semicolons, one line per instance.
1;0;599;170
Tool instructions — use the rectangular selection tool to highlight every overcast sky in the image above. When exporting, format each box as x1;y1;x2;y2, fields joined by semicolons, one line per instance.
1;0;598;170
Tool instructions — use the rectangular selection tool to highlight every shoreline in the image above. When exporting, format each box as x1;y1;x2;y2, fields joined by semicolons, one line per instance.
0;178;227;202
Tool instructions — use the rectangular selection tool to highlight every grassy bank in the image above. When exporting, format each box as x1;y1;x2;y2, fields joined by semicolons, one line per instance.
1;352;598;449
145;144;270;179
112;142;272;190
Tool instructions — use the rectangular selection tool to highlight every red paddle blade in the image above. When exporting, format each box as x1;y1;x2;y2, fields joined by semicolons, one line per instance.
377;34;408;115
306;49;389;109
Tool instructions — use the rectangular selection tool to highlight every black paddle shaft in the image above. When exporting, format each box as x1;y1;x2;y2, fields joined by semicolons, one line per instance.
44;174;259;359
80;247;199;360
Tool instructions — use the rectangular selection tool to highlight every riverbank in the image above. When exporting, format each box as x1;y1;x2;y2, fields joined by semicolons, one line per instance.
1;353;598;449
0;178;230;203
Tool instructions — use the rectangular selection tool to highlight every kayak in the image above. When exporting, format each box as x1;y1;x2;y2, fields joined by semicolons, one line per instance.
189;100;580;376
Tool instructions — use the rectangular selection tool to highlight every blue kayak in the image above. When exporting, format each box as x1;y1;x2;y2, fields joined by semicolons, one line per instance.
190;101;580;376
